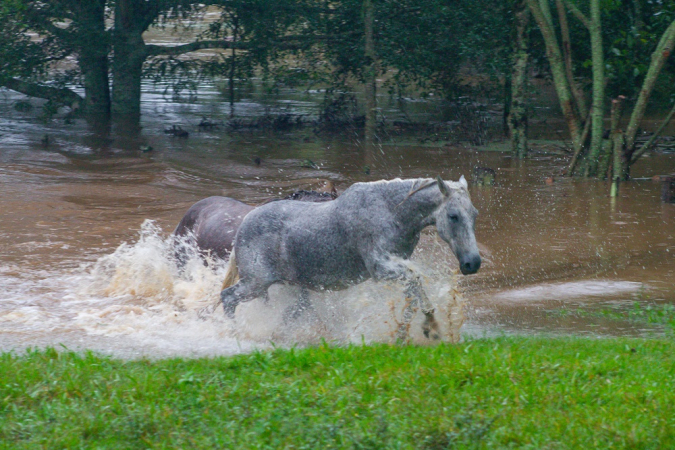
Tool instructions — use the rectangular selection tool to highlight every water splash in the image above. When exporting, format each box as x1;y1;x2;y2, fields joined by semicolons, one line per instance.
0;220;464;357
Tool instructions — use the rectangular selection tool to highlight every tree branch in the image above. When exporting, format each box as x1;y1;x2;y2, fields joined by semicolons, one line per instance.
625;19;675;152
146;33;356;57
562;0;590;29
631;101;675;163
538;0;555;29
565;106;593;175
146;40;250;56
23;8;74;44
556;0;587;120
2;78;83;109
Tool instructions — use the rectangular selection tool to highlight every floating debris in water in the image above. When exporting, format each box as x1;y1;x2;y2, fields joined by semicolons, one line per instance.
164;125;189;138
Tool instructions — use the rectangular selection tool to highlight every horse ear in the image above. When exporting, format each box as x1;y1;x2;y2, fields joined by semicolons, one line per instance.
436;175;450;197
459;175;468;189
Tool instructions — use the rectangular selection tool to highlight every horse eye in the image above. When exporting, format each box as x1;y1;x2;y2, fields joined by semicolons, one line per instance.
449;214;459;223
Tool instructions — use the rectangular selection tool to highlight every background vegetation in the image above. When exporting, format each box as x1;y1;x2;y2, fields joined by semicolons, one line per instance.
1;0;674;181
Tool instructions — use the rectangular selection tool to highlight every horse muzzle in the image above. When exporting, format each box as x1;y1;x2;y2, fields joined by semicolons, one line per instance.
459;253;481;275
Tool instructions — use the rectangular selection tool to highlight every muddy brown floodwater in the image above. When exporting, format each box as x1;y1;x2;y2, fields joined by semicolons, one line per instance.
1;87;674;358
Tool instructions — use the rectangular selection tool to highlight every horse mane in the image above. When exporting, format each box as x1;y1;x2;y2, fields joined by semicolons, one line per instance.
404;179;438;199
256;188;338;206
395;178;439;209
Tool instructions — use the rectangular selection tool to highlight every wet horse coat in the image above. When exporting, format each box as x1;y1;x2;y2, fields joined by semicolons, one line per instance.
221;177;481;340
174;197;254;261
174;190;336;261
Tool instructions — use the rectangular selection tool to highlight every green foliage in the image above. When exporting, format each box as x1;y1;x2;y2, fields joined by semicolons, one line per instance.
317;0;515;98
535;0;675;107
602;0;675;105
194;0;516;101
0;4;63;84
3;0;673;125
2;337;675;448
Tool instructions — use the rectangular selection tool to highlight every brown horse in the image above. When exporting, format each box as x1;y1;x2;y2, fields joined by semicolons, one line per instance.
173;184;337;263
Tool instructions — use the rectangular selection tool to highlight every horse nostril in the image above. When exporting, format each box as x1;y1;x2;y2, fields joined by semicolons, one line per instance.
460;255;481;275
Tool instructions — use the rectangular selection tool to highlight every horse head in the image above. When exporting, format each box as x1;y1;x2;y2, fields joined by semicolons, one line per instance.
434;176;481;275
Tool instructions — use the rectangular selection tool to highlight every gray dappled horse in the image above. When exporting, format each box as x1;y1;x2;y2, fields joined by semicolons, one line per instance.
173;190;336;262
220;176;481;341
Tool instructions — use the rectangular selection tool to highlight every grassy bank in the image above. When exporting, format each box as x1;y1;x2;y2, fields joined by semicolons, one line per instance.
1;337;674;449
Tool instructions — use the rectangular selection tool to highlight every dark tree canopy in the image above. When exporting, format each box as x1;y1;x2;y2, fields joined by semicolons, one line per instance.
0;0;672;146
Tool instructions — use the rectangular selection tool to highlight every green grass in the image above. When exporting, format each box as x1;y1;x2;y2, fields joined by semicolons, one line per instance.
549;302;675;335
2;337;675;449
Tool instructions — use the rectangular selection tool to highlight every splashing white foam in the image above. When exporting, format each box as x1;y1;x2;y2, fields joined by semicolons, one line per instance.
0;221;464;357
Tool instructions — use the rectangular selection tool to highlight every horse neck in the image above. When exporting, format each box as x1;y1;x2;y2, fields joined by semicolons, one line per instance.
383;179;443;230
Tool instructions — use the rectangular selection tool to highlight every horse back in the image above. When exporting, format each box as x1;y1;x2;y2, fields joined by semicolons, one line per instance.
234;190;390;289
175;196;254;259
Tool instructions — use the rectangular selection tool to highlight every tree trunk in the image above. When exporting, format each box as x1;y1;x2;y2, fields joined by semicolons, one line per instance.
80;55;111;122
75;0;110;122
555;0;586;120
603;96;627;187
111;0;150;127
508;0;530;159
566;106;592;175
228;14;239;117
527;0;582;149
585;0;605;176
363;0;377;147
112;33;146;125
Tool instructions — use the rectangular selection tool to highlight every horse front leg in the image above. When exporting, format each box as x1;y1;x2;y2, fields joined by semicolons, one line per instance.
282;287;312;322
403;276;440;340
220;280;268;319
395;275;440;341
369;258;440;342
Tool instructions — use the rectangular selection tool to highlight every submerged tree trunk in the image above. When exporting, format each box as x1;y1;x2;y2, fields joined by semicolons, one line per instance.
111;0;153;127
601;96;627;190
112;33;147;125
508;0;530;159
229;17;239;118
76;0;110;122
80;55;111;122
11;0;111;122
363;0;377;147
585;0;605;176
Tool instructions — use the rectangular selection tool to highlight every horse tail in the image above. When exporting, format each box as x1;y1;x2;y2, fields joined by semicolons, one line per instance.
221;249;240;290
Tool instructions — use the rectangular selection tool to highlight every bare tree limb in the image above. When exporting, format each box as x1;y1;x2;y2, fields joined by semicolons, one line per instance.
631;101;675;163
146;33;356;57
146;40;250;56
2;78;83;109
